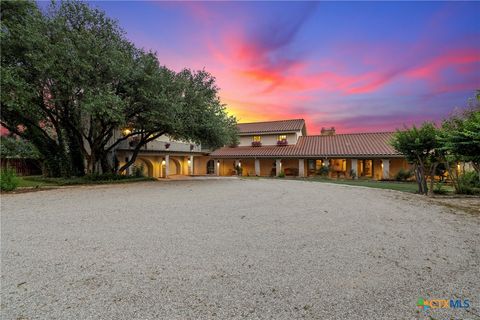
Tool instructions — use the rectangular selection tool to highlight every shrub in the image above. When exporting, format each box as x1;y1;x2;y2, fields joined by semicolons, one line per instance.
235;164;243;176
395;168;413;181
278;171;285;178
84;173;130;181
0;168;19;191
349;169;357;180
433;182;449;195
456;171;480;195
132;164;145;177
316;165;330;177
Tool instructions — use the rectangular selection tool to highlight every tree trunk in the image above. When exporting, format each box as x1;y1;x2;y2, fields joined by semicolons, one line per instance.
427;163;438;197
414;166;423;194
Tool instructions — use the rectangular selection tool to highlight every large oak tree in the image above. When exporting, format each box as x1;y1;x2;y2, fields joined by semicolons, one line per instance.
1;1;237;176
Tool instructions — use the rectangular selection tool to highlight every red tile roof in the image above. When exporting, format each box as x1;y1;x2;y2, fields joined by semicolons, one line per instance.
237;119;305;134
210;132;401;158
294;132;399;157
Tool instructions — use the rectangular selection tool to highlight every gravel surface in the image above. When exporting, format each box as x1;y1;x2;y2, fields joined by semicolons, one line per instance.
1;178;479;320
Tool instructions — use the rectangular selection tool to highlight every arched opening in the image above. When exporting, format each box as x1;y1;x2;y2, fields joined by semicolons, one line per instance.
169;157;182;175
206;160;215;174
133;158;154;177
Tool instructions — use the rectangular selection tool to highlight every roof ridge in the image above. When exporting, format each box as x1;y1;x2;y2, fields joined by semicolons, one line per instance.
238;119;305;125
301;131;395;138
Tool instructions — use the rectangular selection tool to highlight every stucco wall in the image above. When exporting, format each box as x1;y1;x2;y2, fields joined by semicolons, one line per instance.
389;158;411;179
193;156;211;175
260;159;276;176
238;133;298;146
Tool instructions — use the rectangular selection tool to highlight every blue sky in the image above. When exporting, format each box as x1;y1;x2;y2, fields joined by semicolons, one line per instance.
78;1;479;132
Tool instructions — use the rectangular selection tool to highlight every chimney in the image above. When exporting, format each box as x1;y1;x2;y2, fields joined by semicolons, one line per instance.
321;127;336;136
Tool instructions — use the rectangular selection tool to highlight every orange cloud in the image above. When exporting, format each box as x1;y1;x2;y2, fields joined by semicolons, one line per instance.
407;49;480;80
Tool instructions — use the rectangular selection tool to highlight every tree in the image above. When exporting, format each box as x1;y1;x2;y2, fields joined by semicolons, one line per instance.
1;1;237;177
0;136;40;159
391;123;441;196
439;92;480;184
0;1;72;176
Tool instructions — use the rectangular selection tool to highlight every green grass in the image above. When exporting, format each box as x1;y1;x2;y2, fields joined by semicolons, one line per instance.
308;178;454;194
16;175;154;189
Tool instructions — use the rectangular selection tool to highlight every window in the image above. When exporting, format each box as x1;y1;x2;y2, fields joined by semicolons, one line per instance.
252;135;261;142
277;135;287;141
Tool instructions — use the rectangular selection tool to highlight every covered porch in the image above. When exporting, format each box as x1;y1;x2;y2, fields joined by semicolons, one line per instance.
210;157;408;180
116;151;212;178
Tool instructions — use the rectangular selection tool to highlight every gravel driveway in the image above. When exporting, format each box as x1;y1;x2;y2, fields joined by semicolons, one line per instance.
1;178;479;320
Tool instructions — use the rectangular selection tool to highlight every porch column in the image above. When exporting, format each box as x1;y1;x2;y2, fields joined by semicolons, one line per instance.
254;159;260;176
298;159;305;177
276;159;282;176
189;155;194;175
382;159;390;180
351;159;358;179
214;159;220;176
164;154;170;178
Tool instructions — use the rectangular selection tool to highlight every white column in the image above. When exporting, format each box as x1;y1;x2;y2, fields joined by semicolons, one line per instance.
214;160;220;176
382;159;390;180
189;155;194;175
165;154;170;178
351;159;358;179
255;159;260;176
298;159;305;177
276;159;282;176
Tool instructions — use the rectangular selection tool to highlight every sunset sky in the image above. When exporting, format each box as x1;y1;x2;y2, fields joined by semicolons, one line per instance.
89;1;479;134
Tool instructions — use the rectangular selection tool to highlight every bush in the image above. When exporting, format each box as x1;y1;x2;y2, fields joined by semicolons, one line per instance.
84;173;130;181
433;182;449;195
316;165;330;177
235;164;243;176
457;171;480;195
278;171;285;178
0;168;19;191
395;168;413;181
349;169;357;180
132;164;145;177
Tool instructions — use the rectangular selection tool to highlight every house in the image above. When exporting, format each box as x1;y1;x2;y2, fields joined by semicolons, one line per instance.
118;118;410;180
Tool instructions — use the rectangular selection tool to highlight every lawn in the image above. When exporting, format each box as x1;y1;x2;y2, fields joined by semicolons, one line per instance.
307;177;454;194
16;175;154;189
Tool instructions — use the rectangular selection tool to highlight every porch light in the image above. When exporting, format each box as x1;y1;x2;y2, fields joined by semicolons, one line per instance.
187;159;191;165
122;128;132;136
161;160;166;165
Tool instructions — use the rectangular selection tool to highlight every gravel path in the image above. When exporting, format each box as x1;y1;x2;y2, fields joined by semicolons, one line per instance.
1;179;479;320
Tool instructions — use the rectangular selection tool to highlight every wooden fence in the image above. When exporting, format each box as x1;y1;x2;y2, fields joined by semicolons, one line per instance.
1;158;42;176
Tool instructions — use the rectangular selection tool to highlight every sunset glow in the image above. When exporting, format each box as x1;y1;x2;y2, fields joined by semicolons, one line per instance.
89;1;479;133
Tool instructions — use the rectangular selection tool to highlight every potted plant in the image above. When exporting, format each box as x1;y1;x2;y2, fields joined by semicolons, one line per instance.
251;141;262;147
165;143;170;149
